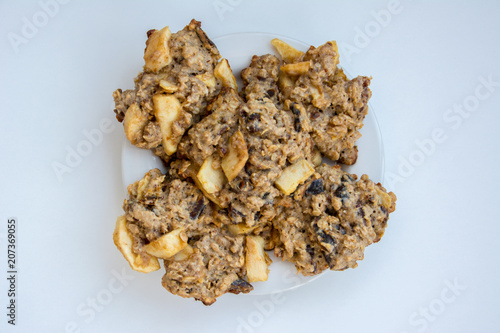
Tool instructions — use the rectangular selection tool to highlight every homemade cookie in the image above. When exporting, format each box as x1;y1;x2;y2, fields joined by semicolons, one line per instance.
273;164;396;275
112;23;397;305
113;20;237;162
276;41;371;164
175;56;315;243
115;168;262;304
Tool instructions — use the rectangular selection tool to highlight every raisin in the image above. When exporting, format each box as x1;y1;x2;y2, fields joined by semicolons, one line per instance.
313;223;337;269
237;179;250;191
248;113;261;121
334;185;349;203
318;230;336;249
342;174;355;182
230;206;246;218
290;103;302;132
246;113;261;133
248;124;260;133
114;109;125;122
290;103;301;116
306;179;325;195
254;211;262;221
358;207;365;219
188;235;201;244
325;207;336;216
314;222;337;249
311;112;320;120
334;224;346;235
218;125;229;135
294;120;302;132
228;279;254;294
306;244;315;257
190;198;206;220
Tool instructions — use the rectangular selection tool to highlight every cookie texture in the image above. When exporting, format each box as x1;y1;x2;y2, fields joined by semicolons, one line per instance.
113;20;222;161
122;168;252;305
279;41;371;164
112;21;397;305
273;164;396;275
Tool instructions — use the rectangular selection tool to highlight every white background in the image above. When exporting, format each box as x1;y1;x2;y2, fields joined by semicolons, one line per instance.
1;1;499;332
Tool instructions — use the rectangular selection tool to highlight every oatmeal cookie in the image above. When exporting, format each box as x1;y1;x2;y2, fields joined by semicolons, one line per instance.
277;41;371;164
174;56;315;247
273;164;396;275
113;19;225;162
241;54;281;104
120;168;255;304
122;168;212;258
176;87;243;166
162;231;247;305
112;28;398;305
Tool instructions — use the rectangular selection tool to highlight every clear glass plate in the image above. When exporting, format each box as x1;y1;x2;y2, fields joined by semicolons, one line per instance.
121;32;384;295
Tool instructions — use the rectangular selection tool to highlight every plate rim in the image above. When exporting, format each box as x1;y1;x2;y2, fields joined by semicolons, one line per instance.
120;31;386;295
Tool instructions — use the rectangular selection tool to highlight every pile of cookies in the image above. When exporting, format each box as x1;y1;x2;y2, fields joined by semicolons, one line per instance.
112;19;396;305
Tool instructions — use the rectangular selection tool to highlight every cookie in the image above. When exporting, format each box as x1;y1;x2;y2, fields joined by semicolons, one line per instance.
113;20;234;162
276;41;371;164
117;168;258;304
162;232;247;305
175;56;315;236
112;23;397;305
273;164;396;275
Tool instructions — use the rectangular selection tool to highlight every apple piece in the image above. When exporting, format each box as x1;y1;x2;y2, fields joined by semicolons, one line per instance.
214;58;237;90
228;223;258;236
245;236;271;282
144;228;188;260
280;61;311;76
197;155;227;194
275;158;315;195
144;26;172;73
153;94;182;155
113;215;160;273
271;38;304;63
123;103;148;145
222;130;248;182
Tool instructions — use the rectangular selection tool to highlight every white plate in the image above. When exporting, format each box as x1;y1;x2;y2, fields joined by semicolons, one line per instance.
121;32;385;295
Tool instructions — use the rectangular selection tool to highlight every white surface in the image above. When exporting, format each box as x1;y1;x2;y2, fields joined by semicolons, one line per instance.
1;1;499;332
121;32;384;295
